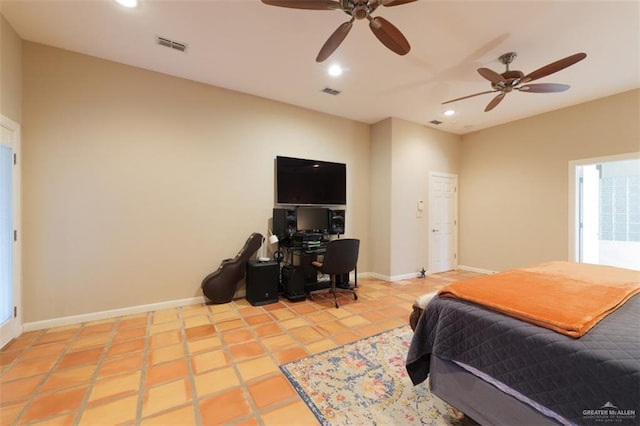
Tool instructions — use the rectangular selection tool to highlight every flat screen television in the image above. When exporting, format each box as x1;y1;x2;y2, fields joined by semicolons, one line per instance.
276;156;346;205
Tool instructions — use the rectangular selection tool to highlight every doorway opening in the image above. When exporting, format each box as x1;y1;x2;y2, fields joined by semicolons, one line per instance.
570;153;640;270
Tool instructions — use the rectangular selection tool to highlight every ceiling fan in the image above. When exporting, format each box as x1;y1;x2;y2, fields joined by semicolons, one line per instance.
442;52;587;112
262;0;416;62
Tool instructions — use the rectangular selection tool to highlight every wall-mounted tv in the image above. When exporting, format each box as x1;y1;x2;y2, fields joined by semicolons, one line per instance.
276;156;346;205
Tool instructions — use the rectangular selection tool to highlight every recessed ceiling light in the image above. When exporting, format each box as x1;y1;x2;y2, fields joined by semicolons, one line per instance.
114;0;138;8
328;65;343;77
443;109;456;117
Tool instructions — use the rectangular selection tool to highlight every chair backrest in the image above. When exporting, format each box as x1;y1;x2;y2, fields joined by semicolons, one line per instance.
320;238;360;275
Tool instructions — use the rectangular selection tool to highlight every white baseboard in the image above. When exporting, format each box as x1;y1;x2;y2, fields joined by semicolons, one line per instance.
458;265;496;275
23;296;205;332
369;271;422;282
21;270;374;332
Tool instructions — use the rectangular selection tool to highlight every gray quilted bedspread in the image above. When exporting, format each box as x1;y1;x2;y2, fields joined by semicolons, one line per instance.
406;294;640;425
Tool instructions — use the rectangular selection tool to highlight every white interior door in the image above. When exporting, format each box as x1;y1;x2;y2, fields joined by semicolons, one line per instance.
429;172;458;273
1;116;21;349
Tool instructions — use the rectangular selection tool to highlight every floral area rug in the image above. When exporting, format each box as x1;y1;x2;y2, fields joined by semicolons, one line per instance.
280;325;469;425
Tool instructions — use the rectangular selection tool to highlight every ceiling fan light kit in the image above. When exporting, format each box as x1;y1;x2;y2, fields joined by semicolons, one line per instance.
261;0;416;62
442;51;587;112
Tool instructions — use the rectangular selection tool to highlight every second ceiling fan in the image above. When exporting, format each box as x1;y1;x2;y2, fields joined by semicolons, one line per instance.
442;52;588;112
262;0;417;62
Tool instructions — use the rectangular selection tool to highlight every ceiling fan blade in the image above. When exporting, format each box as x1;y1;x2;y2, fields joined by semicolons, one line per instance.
381;0;418;6
477;67;506;84
485;92;506;112
517;83;570;93
442;90;497;105
368;17;410;56
261;0;341;10
523;52;587;83
316;20;353;62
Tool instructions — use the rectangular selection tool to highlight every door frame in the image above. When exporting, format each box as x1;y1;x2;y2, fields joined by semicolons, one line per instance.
0;114;22;349
429;171;459;273
568;151;639;263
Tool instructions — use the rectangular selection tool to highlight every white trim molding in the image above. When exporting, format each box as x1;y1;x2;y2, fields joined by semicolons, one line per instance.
24;271;378;331
370;271;422;282
23;296;205;332
457;265;496;275
0;114;22;348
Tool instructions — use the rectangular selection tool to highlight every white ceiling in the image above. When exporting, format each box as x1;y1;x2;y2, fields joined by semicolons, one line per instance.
2;0;639;135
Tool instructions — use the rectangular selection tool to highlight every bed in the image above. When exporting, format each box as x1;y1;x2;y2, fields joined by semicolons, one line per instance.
406;262;640;425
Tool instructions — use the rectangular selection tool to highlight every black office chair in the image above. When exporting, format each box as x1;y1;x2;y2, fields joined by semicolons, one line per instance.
311;238;359;308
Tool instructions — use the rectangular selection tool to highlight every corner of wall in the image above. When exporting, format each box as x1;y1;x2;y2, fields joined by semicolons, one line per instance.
0;13;23;123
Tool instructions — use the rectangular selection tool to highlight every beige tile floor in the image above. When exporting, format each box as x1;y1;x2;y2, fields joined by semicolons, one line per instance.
0;270;480;425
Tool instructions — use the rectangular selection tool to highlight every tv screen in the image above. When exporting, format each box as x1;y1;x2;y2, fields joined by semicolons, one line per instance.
276;156;346;205
296;207;329;233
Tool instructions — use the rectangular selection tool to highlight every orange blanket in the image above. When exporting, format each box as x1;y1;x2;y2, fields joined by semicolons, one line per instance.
438;261;640;338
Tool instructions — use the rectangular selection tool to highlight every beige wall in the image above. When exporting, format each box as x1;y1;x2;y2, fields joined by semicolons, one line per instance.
15;36;640;323
370;119;392;277
371;117;460;279
459;89;640;272
22;42;371;323
0;13;22;123
390;118;460;277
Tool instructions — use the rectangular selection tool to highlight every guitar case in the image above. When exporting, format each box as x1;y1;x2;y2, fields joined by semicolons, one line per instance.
201;232;264;304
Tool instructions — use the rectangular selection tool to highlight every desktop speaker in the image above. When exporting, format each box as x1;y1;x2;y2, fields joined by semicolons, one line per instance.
246;261;279;306
328;209;345;235
273;208;297;238
281;264;307;302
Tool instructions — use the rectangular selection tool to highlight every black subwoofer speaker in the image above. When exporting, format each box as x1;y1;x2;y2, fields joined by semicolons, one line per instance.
246;261;279;306
328;209;345;235
273;208;297;238
281;264;307;302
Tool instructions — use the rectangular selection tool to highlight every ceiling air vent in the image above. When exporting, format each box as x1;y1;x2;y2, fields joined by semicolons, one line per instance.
321;87;341;96
429;120;443;125
157;36;187;52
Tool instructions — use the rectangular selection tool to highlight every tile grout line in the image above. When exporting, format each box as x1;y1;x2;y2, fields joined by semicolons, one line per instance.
208;301;267;425
0;273;477;425
236;298;349;422
10;326;83;426
220;300;313;423
229;302;269;425
134;311;153;424
178;305;204;426
0;329;45;380
236;300;316;425
72;318;124;426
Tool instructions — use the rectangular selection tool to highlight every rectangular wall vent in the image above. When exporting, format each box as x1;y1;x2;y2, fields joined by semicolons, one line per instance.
157;36;187;52
321;87;341;96
429;120;443;125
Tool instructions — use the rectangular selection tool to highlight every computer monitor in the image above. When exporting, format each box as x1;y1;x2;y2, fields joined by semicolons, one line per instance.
296;207;329;233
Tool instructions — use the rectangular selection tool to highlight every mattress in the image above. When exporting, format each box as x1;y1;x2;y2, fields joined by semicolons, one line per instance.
406;294;640;425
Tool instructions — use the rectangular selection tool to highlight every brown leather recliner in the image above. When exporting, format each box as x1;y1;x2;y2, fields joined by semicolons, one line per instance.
201;232;264;304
